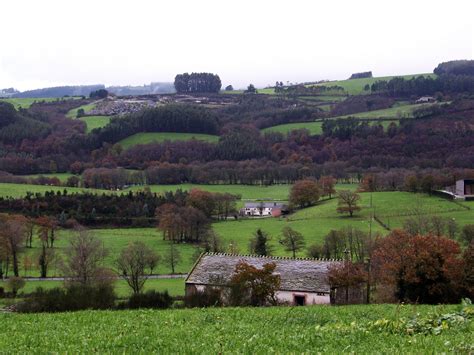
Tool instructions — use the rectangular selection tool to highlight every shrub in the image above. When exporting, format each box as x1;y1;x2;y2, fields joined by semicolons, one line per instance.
184;287;223;308
17;284;116;313
6;277;25;297
121;290;173;309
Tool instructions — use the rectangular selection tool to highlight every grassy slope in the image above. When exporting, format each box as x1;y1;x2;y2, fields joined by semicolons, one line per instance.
332;102;436;119
313;73;436;95
0;304;471;353
0;278;184;298
262;122;324;135
18;173;75;183
79;115;111;132
0;183;109;198
0;97;81;110
262;119;397;135
118;132;219;149
66;102;97;118
11;191;472;278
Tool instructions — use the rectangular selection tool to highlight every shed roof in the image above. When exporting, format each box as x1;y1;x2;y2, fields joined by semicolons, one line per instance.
244;202;286;208
186;253;341;293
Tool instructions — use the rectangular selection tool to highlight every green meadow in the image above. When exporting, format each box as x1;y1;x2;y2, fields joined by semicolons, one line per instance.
0;97;78;110
0;183;109;199
331;102;437;119
312;73;436;95
6;190;471;278
18;173;75;183
66;102;98;118
262;121;324;135
0;278;184;298
0;304;471;353
79;115;111;132
118;132;220;149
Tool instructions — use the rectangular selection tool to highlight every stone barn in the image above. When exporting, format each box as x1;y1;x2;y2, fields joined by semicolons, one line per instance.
185;253;341;306
443;179;474;200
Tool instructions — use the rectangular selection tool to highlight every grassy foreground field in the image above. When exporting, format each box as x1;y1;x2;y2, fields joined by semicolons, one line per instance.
118;132;220;149
0;304;471;353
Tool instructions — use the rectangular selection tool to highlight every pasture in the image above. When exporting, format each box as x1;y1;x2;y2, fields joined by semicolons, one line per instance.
312;73;436;95
0;183;109;199
79;115;111;132
0;97;73;110
332;102;437;119
262;119;398;136
118;132;220;149
7;190;472;278
262;121;323;135
66;102;97;118
18;173;75;183
0;278;185;298
0;304;471;353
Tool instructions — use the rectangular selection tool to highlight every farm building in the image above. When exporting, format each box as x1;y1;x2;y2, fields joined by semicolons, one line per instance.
185;253;341;306
240;202;287;217
442;179;474;200
415;96;436;103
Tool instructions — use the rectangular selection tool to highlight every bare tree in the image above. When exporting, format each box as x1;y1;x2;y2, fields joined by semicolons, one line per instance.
63;228;109;286
279;226;305;258
164;242;181;274
0;215;27;277
116;241;160;294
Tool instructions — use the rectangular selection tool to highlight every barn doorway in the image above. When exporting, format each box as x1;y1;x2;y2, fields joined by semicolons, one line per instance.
294;295;306;306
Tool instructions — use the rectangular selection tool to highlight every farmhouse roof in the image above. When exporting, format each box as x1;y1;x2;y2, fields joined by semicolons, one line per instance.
186;253;341;293
244;202;286;208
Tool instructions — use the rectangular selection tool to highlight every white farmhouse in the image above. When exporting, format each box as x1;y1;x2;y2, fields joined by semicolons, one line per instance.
240;202;286;217
185;253;341;306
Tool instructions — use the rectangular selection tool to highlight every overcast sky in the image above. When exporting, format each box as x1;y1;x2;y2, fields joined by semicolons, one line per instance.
1;0;473;91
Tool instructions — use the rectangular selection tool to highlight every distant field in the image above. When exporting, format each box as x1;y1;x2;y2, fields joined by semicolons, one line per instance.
262;119;397;135
262;122;324;135
66;102;97;118
1;278;184;298
0;182;355;199
0;183;109;198
118;132;220;149
332;102;436;119
19;173;75;183
0;97;77;110
79;115;111;132
312;73;436;95
0;304;470;353
1;190;471;278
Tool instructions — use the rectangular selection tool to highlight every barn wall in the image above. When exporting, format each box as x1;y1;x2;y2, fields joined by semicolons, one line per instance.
276;291;330;305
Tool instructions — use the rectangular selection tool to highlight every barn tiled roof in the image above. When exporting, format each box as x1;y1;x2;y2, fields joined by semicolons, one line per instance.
186;253;341;293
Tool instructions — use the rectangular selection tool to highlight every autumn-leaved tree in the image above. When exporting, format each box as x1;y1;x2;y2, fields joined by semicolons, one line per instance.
319;176;337;199
279;226;305;258
328;262;367;304
228;261;281;306
116;241;160;294
336;190;361;217
372;230;464;303
289;179;320;209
